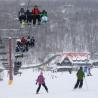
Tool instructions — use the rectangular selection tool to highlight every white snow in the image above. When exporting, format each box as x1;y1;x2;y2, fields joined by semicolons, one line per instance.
0;68;98;98
20;2;26;6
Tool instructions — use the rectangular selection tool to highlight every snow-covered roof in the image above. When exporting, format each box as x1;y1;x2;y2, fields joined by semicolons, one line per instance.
63;52;90;61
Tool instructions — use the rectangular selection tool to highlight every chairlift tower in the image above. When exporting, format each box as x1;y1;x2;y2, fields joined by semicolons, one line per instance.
0;36;13;85
8;37;13;85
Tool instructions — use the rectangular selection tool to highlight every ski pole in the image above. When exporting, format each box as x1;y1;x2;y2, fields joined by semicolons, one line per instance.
84;77;88;90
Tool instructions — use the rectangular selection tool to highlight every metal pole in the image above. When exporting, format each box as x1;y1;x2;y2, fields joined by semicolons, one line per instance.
84;77;88;90
8;37;13;85
27;0;31;10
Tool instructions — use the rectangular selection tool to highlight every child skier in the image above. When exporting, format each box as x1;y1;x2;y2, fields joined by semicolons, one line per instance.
36;71;48;94
40;10;48;23
74;67;85;89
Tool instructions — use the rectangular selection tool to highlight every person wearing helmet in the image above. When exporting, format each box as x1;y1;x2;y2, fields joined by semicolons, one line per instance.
32;5;41;25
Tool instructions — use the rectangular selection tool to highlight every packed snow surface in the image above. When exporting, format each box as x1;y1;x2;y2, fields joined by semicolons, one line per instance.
0;68;98;98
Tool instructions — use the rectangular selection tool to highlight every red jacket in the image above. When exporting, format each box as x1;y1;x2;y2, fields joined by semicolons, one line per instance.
21;37;27;44
32;8;41;15
36;74;45;84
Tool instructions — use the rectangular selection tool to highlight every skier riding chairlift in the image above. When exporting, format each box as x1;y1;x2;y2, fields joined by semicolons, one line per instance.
21;37;27;45
27;36;35;47
41;10;48;23
32;5;41;25
18;8;26;23
25;9;33;24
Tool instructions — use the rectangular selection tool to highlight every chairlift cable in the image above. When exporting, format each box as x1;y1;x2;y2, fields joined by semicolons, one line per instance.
27;0;31;10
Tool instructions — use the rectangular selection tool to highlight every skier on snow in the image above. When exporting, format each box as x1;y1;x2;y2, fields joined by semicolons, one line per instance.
74;67;85;89
87;66;92;76
36;71;48;94
83;66;92;76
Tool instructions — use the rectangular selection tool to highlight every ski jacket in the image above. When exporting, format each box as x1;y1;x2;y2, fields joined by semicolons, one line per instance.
21;37;27;44
32;8;41;15
26;10;32;17
36;74;45;84
77;69;85;80
18;8;25;16
40;11;47;17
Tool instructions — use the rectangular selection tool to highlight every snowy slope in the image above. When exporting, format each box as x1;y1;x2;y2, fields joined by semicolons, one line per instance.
0;68;98;98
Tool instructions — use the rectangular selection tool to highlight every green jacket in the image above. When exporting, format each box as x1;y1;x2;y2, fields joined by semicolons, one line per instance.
77;69;85;80
40;12;47;17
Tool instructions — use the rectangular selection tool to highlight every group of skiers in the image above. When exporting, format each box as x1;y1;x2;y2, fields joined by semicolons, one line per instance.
36;67;86;94
18;5;48;25
15;36;35;52
74;66;92;89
